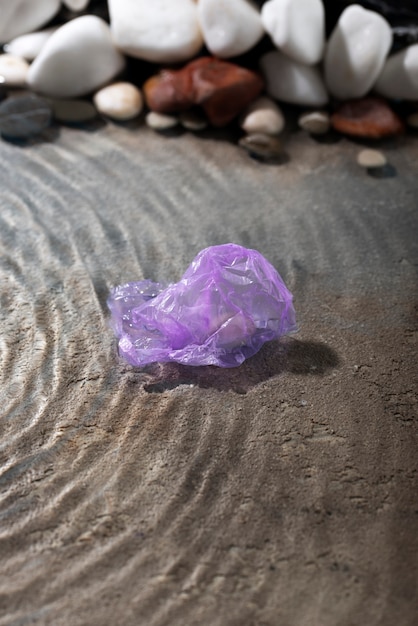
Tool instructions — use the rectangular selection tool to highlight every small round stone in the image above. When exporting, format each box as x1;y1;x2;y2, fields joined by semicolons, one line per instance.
0;54;29;87
146;111;179;131
298;110;330;135
357;148;387;169
239;133;283;159
63;0;90;11
179;110;207;131
406;112;418;129
0;94;52;138
93;82;143;121
240;96;285;136
50;98;97;123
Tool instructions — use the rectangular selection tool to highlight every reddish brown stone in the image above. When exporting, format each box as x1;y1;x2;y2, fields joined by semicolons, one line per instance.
143;69;194;114
143;57;264;127
189;57;264;127
331;97;404;139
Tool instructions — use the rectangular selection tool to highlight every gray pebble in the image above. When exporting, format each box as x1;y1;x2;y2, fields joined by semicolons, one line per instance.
0;94;52;138
298;111;330;135
50;98;97;123
239;133;283;159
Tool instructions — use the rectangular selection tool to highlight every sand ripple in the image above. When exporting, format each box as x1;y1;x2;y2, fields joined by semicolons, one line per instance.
0;127;417;626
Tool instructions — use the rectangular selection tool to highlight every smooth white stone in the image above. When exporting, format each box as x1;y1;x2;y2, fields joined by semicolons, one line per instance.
260;50;328;107
197;0;264;58
0;0;60;44
324;4;392;100
108;0;203;63
4;27;58;61
63;0;91;11
375;44;418;101
0;54;29;87
298;111;330;135
261;0;325;65
146;111;179;130
240;96;285;135
27;16;126;98
357;149;387;169
93;82;143;120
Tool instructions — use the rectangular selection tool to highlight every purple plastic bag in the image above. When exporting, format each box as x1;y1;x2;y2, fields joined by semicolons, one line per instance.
107;244;297;368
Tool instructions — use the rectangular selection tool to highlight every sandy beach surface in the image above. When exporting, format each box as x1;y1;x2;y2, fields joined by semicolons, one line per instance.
0;122;417;626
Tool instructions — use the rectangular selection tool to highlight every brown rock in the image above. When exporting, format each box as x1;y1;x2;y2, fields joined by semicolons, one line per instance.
144;56;264;127
143;69;194;114
331;97;404;139
189;57;264;127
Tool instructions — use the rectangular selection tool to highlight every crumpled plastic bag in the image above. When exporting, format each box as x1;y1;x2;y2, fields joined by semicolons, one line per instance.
107;243;297;368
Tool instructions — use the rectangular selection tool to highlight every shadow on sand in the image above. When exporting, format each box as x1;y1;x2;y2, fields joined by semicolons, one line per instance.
142;338;340;394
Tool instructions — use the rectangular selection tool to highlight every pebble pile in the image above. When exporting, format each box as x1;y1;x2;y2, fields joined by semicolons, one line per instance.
0;0;417;165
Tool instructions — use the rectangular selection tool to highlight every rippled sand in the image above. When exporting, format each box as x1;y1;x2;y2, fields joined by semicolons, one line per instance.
0;124;417;626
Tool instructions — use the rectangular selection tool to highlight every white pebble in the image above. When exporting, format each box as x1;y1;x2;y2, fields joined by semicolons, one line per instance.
63;0;91;11
179;110;208;131
4;28;58;61
260;50;328;107
375;44;418;101
0;0;60;43
27;16;126;98
108;0;203;63
146;111;179;131
93;82;143;120
298;111;330;135
197;0;264;58
357;149;387;169
240;96;285;135
261;0;325;65
0;54;29;87
50;99;97;123
324;5;392;100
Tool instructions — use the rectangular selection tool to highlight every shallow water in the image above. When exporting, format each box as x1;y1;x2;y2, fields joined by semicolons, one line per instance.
0;125;417;626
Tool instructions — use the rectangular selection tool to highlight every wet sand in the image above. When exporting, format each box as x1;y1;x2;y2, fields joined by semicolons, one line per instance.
0;124;417;625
